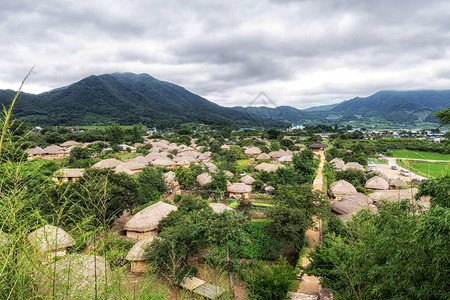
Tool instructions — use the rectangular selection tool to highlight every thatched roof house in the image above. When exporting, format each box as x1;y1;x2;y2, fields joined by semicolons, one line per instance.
41;145;69;159
128;155;150;166
151;158;175;167
60;140;81;147
52;168;84;183
278;155;293;162
221;145;230;150
344;162;365;171
329;180;357;197
255;162;284;173
209;203;233;213
224;170;234;178
330;158;345;171
269;150;285;159
240;175;255;185
124;201;177;239
126;236;156;273
197;173;213;187
332;193;376;221
26;146;43;158
389;178;408;189
39;254;111;298
227;183;252;199
256;153;271;160
244;147;262;156
198;152;211;161
115;162;146;174
164;171;176;184
28;225;75;259
92;158;122;169
368;188;419;204
145;152;162;162
204;162;218;173
364;176;389;190
308;141;329;151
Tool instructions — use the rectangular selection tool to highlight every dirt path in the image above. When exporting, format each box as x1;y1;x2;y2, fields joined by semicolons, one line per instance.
294;151;324;297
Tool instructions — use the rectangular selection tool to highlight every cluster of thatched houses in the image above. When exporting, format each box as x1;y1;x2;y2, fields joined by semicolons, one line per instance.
328;159;430;221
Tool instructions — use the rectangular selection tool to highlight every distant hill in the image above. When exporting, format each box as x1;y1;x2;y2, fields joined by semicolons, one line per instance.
0;73;281;128
237;90;450;127
1;73;449;128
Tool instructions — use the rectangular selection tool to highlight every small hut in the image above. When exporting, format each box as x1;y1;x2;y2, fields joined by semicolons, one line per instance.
164;171;176;185
364;176;389;190
255;162;283;173
330;158;345;171
124;201;177;239
25;147;43;159
308;141;329;152
151;158;175;168
145;152;162;162
39;254;111;298
52;168;84;183
221;145;230;150
115;162;145;174
127;155;150;166
227;183;252;199
389;178;408;189
41;145;70;159
197;173;213;187
224;170;234;178
256;153;271;160
329;180;357;197
240;175;255;185
332;193;375;221
126;236;156;273
60;141;81;148
368;188;419;205
209;203;233;213
344;162;365;171
268;150;285;159
92;158;122;169
244;147;262;156
204;162;218;173
28;225;75;260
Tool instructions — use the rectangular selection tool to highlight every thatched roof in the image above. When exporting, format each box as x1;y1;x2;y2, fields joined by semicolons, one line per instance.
240;175;255;185
244;147;262;156
53;168;84;179
151;158;174;167
364;176;389;190
227;183;252;193
182;151;201;158
0;231;9;245
256;153;271;160
278;155;293;162
198;152;211;161
255;163;284;173
124;201;177;232
60;140;81;147
41;145;67;155
332;193;371;215
164;171;176;184
92;158;122;169
225;171;234;178
197;173;213;187
116;162;146;171
145;152;162;162
204;162;218;173
40;254;111;298
330;158;345;170
28;225;75;251
126;236;156;261
128;156;150;166
389;178;408;189
209;203;233;213
368;188;419;204
115;168;134;176
269;150;285;159
344;162;365;171
26;146;43;155
329;180;357;196
221;145;230;150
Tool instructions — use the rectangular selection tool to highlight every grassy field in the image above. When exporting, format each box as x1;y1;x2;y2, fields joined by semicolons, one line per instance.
392;150;450;161
398;159;449;178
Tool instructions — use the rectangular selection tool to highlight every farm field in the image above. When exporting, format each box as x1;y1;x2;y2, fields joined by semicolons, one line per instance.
392;150;450;161
398;160;449;178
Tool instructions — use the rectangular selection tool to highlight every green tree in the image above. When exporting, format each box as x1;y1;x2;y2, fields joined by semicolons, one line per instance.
435;108;450;127
106;123;124;145
415;175;450;208
138;167;168;204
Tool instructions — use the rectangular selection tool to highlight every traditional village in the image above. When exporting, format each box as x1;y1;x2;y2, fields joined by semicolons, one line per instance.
1;120;448;299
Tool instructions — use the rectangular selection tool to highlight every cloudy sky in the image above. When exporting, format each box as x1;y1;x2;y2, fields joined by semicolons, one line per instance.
1;0;450;109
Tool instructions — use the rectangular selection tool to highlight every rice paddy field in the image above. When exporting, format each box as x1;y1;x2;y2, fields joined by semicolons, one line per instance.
398;159;449;178
392;150;450;161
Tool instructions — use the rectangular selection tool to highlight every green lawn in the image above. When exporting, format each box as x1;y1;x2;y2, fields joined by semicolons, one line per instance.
392;150;450;161
399;160;449;178
237;159;251;166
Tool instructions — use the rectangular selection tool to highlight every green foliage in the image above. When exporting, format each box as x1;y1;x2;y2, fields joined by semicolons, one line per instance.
244;258;295;300
435;107;450;127
106;123;125;145
204;170;228;193
416;175;450;208
137;167;168;204
335;168;366;188
307;201;450;300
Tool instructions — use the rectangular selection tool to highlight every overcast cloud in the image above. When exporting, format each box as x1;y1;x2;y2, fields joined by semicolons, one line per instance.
1;0;450;108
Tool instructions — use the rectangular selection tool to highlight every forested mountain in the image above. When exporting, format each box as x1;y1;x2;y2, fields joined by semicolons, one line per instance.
1;72;449;128
0;73;281;128
237;90;450;127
